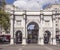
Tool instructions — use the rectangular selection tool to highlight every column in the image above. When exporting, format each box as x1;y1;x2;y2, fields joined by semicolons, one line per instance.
58;18;60;43
10;15;14;45
59;18;60;31
22;14;27;45
52;15;56;45
50;32;53;45
38;14;44;45
50;17;53;45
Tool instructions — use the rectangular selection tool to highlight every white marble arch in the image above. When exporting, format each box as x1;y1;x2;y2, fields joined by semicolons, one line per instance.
10;11;57;45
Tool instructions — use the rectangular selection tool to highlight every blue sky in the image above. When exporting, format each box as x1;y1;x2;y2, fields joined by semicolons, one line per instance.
6;0;15;4
6;0;60;10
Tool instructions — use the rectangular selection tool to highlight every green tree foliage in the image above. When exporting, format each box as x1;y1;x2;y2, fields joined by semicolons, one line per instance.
0;0;6;10
0;10;10;32
0;0;10;33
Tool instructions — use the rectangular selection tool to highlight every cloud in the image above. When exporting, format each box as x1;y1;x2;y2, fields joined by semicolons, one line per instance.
14;0;27;9
28;25;35;29
13;0;60;11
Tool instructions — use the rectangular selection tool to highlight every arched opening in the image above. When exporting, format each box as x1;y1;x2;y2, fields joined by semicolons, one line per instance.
27;22;39;44
15;30;22;44
44;30;51;44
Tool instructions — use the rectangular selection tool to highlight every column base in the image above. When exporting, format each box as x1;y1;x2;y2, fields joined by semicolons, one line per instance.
22;39;26;45
50;41;53;45
53;38;56;45
38;38;44;45
38;39;41;45
50;38;53;45
40;39;44;45
10;38;14;45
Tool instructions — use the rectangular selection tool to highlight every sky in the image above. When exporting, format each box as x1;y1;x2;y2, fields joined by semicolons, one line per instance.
6;0;60;11
6;0;15;4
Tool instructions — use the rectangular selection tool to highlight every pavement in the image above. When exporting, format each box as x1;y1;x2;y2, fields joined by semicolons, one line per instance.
0;44;60;50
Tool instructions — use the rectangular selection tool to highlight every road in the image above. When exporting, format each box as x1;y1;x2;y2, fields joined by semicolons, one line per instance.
0;44;60;50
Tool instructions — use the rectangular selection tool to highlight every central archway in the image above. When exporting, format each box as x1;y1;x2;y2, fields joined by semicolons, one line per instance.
27;22;39;44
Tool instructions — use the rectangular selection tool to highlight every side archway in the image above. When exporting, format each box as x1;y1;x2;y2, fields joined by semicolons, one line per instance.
44;30;51;44
15;30;22;44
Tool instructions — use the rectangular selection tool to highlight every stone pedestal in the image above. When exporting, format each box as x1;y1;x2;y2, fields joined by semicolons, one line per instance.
22;29;27;45
22;38;26;45
38;38;41;45
10;38;14;45
50;33;53;45
40;38;44;45
38;29;41;45
53;38;56;45
50;38;53;45
38;31;44;45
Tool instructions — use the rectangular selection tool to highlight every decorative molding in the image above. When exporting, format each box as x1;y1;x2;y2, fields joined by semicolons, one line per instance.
45;20;50;22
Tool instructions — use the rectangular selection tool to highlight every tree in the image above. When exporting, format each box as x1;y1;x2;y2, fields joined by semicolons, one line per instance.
0;0;6;10
0;0;10;33
0;10;10;32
